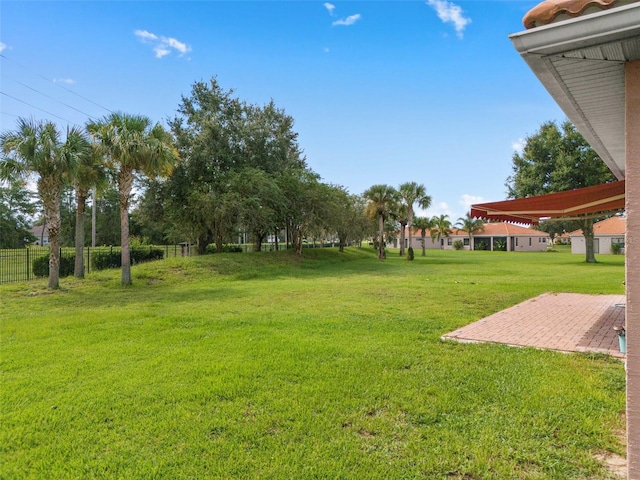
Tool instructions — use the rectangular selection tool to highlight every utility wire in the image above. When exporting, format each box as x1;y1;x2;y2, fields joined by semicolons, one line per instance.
1;92;74;124
0;53;114;115
1;73;97;120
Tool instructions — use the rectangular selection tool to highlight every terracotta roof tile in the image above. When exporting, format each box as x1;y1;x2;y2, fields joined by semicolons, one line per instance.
523;0;637;29
568;216;625;235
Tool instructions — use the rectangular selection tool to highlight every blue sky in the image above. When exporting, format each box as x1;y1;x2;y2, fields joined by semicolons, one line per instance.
0;1;566;221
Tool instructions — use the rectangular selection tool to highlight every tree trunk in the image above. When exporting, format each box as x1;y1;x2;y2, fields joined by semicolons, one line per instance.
421;232;426;256
253;232;263;252
294;227;303;256
399;220;406;256
91;187;97;247
74;188;88;278
378;214;385;260
407;219;414;261
40;177;62;289
118;169;134;286
274;229;279;251
580;218;597;263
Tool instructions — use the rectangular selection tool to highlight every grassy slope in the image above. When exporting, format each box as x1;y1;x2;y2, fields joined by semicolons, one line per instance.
0;248;626;479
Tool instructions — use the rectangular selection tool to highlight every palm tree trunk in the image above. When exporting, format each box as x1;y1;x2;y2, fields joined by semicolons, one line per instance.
118;169;134;286
378;214;385;260
421;232;426;256
399;221;406;256
74;188;88;278
40;177;61;289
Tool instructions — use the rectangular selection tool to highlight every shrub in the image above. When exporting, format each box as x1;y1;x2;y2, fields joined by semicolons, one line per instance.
494;240;507;251
90;246;165;271
475;241;488;251
453;240;464;250
32;252;75;278
610;242;622;255
407;247;414;260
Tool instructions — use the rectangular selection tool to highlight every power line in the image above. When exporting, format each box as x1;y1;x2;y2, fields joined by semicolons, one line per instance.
0;53;114;115
1;73;97;120
1;92;74;124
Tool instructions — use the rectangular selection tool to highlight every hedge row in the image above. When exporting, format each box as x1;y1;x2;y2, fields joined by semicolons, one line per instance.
32;253;75;278
32;247;165;276
91;247;164;270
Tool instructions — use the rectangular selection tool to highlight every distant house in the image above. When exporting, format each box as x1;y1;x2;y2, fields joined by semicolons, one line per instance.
569;216;625;255
445;222;549;252
397;222;549;252
30;225;49;246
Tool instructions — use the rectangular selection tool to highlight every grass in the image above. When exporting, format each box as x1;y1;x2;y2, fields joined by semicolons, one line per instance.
0;247;626;479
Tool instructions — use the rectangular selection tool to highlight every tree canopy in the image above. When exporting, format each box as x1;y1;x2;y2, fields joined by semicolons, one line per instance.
506;120;617;262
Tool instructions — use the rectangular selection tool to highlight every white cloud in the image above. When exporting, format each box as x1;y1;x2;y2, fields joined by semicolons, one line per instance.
165;37;189;54
332;14;361;26
511;138;525;153
53;78;75;85
0;42;7;53
134;29;191;58
134;29;158;41
421;201;455;219
323;47;330;53
154;47;171;58
459;194;484;212
426;0;471;38
324;2;335;15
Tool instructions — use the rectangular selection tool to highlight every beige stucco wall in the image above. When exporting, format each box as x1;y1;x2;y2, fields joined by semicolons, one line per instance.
625;59;640;478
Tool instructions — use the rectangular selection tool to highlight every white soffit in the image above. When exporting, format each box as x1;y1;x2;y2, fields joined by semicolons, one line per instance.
509;3;640;180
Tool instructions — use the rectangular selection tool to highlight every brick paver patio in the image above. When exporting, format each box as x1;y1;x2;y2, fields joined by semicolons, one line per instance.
442;293;626;358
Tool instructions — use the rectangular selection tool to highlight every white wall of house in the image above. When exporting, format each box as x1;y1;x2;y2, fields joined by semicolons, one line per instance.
570;235;625;255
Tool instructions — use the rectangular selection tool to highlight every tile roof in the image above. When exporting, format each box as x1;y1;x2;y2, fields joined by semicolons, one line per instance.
408;222;548;237
523;0;636;29
568;216;626;236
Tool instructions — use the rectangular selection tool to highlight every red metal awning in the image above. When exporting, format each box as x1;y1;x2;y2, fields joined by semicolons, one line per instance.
470;181;625;225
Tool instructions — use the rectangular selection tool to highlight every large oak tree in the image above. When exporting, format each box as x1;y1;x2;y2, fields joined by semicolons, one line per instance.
506;120;616;263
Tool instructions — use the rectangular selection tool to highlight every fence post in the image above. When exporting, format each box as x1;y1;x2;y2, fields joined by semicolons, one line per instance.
87;246;90;274
26;248;30;281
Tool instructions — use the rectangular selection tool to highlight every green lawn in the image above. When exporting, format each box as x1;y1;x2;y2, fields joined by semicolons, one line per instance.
0;248;626;479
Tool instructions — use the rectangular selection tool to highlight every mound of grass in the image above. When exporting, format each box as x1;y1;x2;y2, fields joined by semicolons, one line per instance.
0;248;625;478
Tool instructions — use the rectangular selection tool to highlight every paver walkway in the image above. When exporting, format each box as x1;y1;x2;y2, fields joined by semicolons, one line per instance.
442;293;626;358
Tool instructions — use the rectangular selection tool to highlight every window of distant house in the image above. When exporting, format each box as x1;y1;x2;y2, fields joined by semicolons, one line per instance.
463;238;469;246
529;238;532;246
612;237;625;247
447;238;453;245
515;238;519;246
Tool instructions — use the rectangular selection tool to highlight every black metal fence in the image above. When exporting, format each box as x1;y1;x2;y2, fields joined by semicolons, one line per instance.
0;244;192;285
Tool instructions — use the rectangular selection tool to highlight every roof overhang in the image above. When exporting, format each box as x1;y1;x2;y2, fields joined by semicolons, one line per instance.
470;180;625;224
509;3;640;180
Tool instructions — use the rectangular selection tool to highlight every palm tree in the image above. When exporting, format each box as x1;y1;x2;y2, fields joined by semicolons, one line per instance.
87;113;179;285
430;214;452;248
412;216;435;256
1;119;83;289
73;141;108;278
456;212;485;251
363;184;399;260
398;182;432;260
